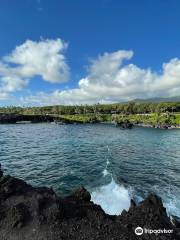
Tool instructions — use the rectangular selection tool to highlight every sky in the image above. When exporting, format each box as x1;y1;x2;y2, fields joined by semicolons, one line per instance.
0;0;180;106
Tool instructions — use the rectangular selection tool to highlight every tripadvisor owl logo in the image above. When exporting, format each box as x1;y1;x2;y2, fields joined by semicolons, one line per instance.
134;226;173;235
135;226;143;235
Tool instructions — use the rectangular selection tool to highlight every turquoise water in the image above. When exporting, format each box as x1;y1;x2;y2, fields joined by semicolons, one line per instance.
0;123;180;216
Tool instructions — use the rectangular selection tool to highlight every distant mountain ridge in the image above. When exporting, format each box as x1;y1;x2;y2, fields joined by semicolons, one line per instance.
133;96;180;103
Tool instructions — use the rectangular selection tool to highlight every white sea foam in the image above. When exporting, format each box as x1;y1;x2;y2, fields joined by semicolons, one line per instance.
95;145;130;215
102;168;109;176
164;197;180;218
91;179;131;215
102;148;110;176
102;159;110;176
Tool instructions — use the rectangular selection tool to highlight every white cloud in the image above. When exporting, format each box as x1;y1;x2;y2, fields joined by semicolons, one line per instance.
21;50;180;105
0;38;69;99
1;46;180;105
0;91;9;100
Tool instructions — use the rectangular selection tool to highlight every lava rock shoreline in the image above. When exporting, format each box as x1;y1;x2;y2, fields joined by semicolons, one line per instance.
0;113;55;124
0;165;180;240
1;113;180;129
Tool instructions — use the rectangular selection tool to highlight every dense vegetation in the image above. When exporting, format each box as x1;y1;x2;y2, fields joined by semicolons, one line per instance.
0;101;180;115
0;101;180;125
113;113;180;126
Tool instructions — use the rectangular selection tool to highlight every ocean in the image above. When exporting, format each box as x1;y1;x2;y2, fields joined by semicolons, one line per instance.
0;123;180;217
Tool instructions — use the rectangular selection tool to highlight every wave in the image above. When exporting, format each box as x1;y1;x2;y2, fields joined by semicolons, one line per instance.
92;145;131;215
91;179;180;218
93;149;180;217
163;195;180;218
102;146;111;177
102;169;109;176
102;159;110;176
91;178;131;215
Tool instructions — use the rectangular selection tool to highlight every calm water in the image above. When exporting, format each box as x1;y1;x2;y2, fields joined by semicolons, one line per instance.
0;123;180;216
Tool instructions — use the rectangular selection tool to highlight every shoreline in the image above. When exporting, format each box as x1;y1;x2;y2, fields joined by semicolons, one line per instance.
134;123;180;129
0;165;179;239
0;113;180;129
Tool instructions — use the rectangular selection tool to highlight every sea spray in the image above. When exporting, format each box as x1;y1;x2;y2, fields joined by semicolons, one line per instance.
102;158;110;176
91;178;131;215
102;169;109;176
95;145;131;215
102;145;111;177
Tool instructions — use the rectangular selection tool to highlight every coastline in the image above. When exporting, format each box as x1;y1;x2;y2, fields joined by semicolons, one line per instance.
0;165;179;239
134;123;180;129
0;113;180;129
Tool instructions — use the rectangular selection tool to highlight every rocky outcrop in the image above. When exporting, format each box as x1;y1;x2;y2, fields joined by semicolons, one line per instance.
0;114;92;125
0;165;179;240
116;120;133;129
0;114;55;124
135;122;180;129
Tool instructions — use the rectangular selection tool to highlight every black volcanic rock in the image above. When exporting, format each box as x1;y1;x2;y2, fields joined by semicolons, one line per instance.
0;166;179;240
116;120;133;129
0;113;55;124
71;187;91;201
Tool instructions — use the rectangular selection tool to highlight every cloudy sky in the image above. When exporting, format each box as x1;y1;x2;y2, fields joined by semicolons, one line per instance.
0;0;180;106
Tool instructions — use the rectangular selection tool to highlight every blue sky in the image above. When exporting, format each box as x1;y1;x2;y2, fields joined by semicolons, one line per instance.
0;0;180;106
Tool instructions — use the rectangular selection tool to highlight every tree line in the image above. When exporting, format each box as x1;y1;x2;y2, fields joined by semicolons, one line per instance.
0;101;180;116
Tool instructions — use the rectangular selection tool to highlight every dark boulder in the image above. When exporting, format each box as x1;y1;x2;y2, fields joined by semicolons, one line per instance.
116;120;133;129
